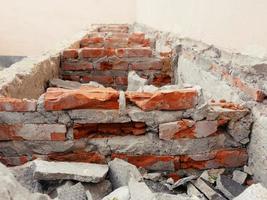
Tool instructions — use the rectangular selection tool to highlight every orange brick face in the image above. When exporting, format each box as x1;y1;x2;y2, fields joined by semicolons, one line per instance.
0;97;36;112
44;87;119;110
62;49;78;59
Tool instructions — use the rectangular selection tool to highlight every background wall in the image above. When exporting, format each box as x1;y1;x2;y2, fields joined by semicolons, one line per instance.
0;0;136;56
136;0;267;58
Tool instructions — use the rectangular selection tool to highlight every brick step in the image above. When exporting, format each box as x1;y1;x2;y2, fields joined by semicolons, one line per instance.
61;54;172;88
80;32;151;48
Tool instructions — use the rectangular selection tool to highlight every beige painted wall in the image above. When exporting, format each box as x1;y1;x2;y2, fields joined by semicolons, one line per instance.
0;0;136;56
136;0;267;58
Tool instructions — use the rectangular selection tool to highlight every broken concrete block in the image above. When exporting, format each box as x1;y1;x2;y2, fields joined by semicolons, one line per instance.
0;163;51;200
143;172;163;182
108;158;143;189
232;170;247;184
128;177;154;200
33;160;108;183
102;186;130;200
200;169;225;184
83;180;112;200
57;182;87;200
68;109;131;123
153;193;195;200
84;81;105;88
167;175;197;190
49;78;81;89
53;180;74;198
187;183;207;200
243;165;253;176
137;85;159;93
10;161;42;193
216;175;246;199
233;183;267;200
127;71;148;91
192;178;227;200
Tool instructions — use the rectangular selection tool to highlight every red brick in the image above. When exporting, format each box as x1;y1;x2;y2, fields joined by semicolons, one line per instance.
47;151;106;164
80;48;106;58
0;155;30;166
44;87;119;111
112;61;129;70
62;75;80;82
128;32;145;44
130;60;162;70
62;62;93;71
116;48;152;58
0;97;36;112
115;76;128;85
81;75;114;85
62;49;78;59
0;124;66;141
105;37;128;47
126;89;198;111
111;154;177;170
180;149;248;170
80;37;104;47
73;122;146;139
152;73;172;86
95;61;113;71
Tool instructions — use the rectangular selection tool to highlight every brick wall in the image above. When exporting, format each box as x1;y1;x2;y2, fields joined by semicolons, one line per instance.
60;25;172;90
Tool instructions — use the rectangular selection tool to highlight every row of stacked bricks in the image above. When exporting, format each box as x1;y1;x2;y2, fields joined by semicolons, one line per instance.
61;24;172;90
0;77;250;177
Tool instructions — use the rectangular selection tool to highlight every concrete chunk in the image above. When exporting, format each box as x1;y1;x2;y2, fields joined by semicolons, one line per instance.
192;178;226;200
128;177;154;200
108;158;143;189
232;170;247;184
216;175;246;199
127;71;148;91
33;160;108;183
233;183;267;200
102;186;130;200
57;182;87;200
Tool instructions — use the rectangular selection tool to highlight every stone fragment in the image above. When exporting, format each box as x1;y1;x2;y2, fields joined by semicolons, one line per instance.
83;180;112;200
10;161;42;193
44;87;119;111
233;183;267;200
187;183;207;200
68;109;130;123
0;124;66;141
143;173;163;182
126;88;198;111
137;85;159;93
54;180;74;198
216;175;246;199
232;170;247;184
0;163;51;200
49;78;81;89
84;81;105;88
102;186;130;200
127;71;148;91
119;91;127;115
200;169;225;184
192;178;226;200
108;158;143;189
58;182;87;200
243;165;253;176
128;177;154;200
168;175;197;190
33;160;108;183
0;97;36;112
153;193;194;200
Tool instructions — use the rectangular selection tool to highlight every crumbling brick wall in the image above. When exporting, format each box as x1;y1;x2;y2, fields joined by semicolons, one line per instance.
0;24;254;180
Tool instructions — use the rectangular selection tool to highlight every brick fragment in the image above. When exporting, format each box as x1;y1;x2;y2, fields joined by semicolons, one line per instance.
129;60;162;70
62;62;93;71
0;97;36;112
73;122;146;139
80;37;104;48
62;75;80;82
45;87;119;110
47;151;106;164
126;88;198;111
116;48;152;58
0;124;66;141
81;48;106;58
111;154;178;171
152;73;172;86
62;49;78;59
115;76;128;85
